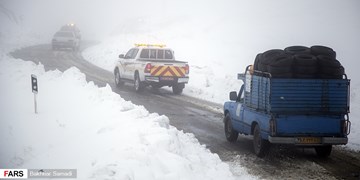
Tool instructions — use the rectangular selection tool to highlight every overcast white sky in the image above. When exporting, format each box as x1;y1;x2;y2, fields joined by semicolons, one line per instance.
1;0;360;81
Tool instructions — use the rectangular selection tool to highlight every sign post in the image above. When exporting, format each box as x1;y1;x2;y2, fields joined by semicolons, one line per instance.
31;74;38;114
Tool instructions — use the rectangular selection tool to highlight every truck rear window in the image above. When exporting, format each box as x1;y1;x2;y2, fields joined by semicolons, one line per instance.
139;49;173;59
157;50;164;59
165;50;173;59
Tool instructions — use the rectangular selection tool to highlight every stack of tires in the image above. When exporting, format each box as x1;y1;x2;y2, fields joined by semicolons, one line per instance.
253;45;344;79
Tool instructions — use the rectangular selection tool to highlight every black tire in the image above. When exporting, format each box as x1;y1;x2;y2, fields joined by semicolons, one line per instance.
293;54;317;66
267;55;293;77
253;124;270;157
320;66;344;75
268;66;292;74
315;145;332;158
311;45;336;59
293;66;318;74
224;114;238;142
262;49;284;60
134;73;144;92
319;67;344;79
285;46;311;55
270;54;293;66
317;55;341;67
293;73;315;79
271;72;293;78
257;62;268;72
172;83;184;95
261;49;285;66
253;53;262;71
114;69;124;88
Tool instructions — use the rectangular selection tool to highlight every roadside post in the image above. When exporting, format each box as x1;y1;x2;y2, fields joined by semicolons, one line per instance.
31;74;38;114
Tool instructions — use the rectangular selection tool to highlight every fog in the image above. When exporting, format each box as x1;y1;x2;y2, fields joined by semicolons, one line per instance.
1;0;360;82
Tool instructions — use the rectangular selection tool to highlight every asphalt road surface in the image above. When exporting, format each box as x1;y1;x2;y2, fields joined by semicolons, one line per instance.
10;43;360;179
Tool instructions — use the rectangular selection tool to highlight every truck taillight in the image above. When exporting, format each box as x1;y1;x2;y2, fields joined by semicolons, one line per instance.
269;117;276;136
144;63;152;73
184;64;189;74
341;114;351;135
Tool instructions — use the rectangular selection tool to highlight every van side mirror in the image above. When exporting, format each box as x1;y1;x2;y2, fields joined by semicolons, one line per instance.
229;91;238;101
119;54;124;58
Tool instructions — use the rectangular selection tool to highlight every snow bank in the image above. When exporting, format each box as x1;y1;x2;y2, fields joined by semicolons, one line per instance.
0;54;257;179
347;83;360;151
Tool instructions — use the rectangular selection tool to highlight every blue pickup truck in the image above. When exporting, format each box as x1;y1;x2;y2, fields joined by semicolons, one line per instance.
223;64;351;157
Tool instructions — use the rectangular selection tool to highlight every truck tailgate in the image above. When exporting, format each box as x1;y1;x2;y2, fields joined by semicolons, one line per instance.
150;64;187;77
275;114;343;136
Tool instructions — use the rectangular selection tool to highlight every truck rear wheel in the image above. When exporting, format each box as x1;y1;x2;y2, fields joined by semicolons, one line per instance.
253;124;270;157
224;114;238;142
315;145;332;158
172;84;184;95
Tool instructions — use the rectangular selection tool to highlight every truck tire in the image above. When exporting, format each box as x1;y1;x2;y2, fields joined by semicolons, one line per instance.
268;55;293;74
315;145;332;158
172;83;184;95
134;73;144;92
114;69;124;88
285;46;311;55
317;55;344;79
293;54;317;66
270;72;293;78
224;114;238;142
253;124;270;157
311;45;336;59
294;66;318;74
253;53;262;71
317;55;341;67
262;49;284;61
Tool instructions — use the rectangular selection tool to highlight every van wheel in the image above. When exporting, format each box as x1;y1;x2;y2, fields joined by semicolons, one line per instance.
315;145;332;158
224;114;238;142
134;73;144;92
114;69;124;88
253;124;270;157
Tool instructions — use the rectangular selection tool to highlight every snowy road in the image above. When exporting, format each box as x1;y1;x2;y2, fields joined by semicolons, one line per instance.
11;44;360;179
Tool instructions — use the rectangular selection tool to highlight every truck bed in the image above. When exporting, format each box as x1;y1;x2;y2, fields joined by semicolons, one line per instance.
245;75;350;115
